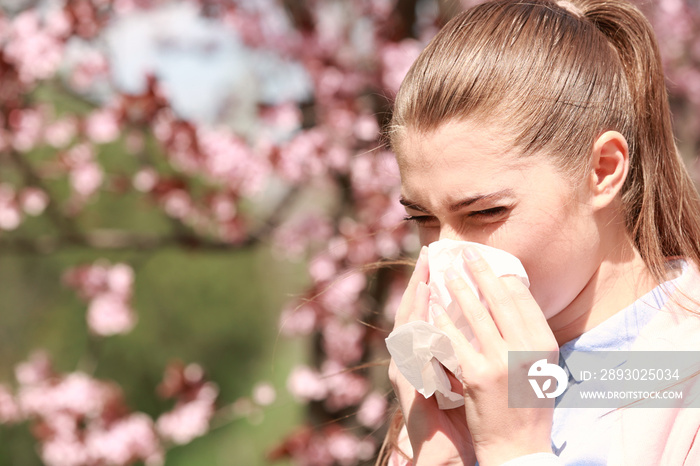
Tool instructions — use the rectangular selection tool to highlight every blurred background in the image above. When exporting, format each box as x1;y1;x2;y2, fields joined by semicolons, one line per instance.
0;0;699;465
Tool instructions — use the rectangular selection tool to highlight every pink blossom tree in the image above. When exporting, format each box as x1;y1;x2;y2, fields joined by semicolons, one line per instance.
1;0;699;465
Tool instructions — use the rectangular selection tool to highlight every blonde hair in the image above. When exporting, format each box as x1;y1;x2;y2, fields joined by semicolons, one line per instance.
390;0;700;284
382;0;700;462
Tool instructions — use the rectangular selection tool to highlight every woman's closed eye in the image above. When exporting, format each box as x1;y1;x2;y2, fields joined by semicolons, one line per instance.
403;206;510;226
469;206;509;218
403;215;438;226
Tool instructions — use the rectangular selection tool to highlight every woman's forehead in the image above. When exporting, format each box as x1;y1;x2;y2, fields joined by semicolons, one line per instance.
396;121;534;176
395;122;571;206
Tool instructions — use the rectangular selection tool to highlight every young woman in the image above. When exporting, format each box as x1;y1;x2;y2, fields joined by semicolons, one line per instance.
382;0;700;464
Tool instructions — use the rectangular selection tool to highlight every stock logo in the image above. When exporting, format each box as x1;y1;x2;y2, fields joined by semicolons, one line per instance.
528;359;568;399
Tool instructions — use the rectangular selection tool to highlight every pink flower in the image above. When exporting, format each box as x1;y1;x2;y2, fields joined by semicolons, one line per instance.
69;161;104;198
326;429;375;466
41;437;90;466
15;350;53;386
85;109;121;144
287;366;328;402
0;385;22;423
156;383;217;445
132;168;158;192
252;382;276;406
63;262;109;299
9;107;44;152
162;189;192;219
354;114;379;141
106;263;134;297
19;187;49;216
260;102;302;139
308;252;338;283
381;39;423;94
317;271;366;317
209;193;237;222
272;213;333;260
321;361;368;411
70;49;109;91
18;372;111;418
0;199;21;230
279;303;318;337
45;8;71;37
350;150;400;197
277;129;328;182
5;10;65;84
87;293;137;336
301;433;334;466
322;321;365;365
357;392;388;428
197;127;269;196
85;413;163;465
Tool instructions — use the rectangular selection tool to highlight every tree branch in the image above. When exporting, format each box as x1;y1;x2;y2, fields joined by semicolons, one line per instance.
0;231;241;254
0;186;303;254
6;149;80;236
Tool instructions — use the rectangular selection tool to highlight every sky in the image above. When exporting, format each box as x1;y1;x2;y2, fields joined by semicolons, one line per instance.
104;2;311;128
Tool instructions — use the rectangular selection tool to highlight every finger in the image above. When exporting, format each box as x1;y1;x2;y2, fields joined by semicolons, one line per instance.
444;269;502;353
394;246;429;328
389;358;437;418
461;247;526;341
408;281;431;322
388;359;416;412
501;277;558;350
430;301;480;366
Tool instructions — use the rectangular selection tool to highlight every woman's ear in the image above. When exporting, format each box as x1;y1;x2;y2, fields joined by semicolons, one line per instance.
588;131;629;210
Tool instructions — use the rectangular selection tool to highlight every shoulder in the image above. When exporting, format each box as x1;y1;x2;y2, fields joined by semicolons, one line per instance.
633;259;700;351
610;260;700;464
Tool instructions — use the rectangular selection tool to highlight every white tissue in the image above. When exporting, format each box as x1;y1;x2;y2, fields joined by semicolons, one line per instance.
385;239;529;409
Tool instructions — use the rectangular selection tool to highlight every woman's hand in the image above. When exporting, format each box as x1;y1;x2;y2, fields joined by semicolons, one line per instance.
431;246;559;466
388;246;476;466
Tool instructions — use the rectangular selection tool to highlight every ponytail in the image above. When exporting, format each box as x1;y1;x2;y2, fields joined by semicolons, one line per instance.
575;0;700;283
381;1;700;463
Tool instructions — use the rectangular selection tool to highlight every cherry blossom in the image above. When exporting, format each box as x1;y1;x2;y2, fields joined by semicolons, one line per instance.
322;320;365;365
85;414;164;465
0;185;22;231
1;1;697;464
85;108;121;144
287;365;328;402
357;391;388;429
156;382;218;445
4;10;67;85
0;385;21;424
252;382;277;406
321;360;369;412
86;293;137;336
44;117;78;148
64;261;138;336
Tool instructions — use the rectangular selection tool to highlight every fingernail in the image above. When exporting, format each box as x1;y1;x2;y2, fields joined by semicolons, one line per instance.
445;267;459;281
463;246;480;262
419;246;428;260
430;302;445;318
415;246;425;265
429;282;440;298
429;291;439;305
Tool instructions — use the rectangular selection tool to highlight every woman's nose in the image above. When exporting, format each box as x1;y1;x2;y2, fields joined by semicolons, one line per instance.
438;225;463;242
438;224;486;244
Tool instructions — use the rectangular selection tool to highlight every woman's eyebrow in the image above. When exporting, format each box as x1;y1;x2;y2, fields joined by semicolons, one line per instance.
399;198;429;213
399;188;516;214
447;189;515;213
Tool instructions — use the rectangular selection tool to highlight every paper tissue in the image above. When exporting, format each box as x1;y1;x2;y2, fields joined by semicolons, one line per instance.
385;239;529;409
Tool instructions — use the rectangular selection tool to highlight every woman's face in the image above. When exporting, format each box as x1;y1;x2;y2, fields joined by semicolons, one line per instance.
396;121;603;319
